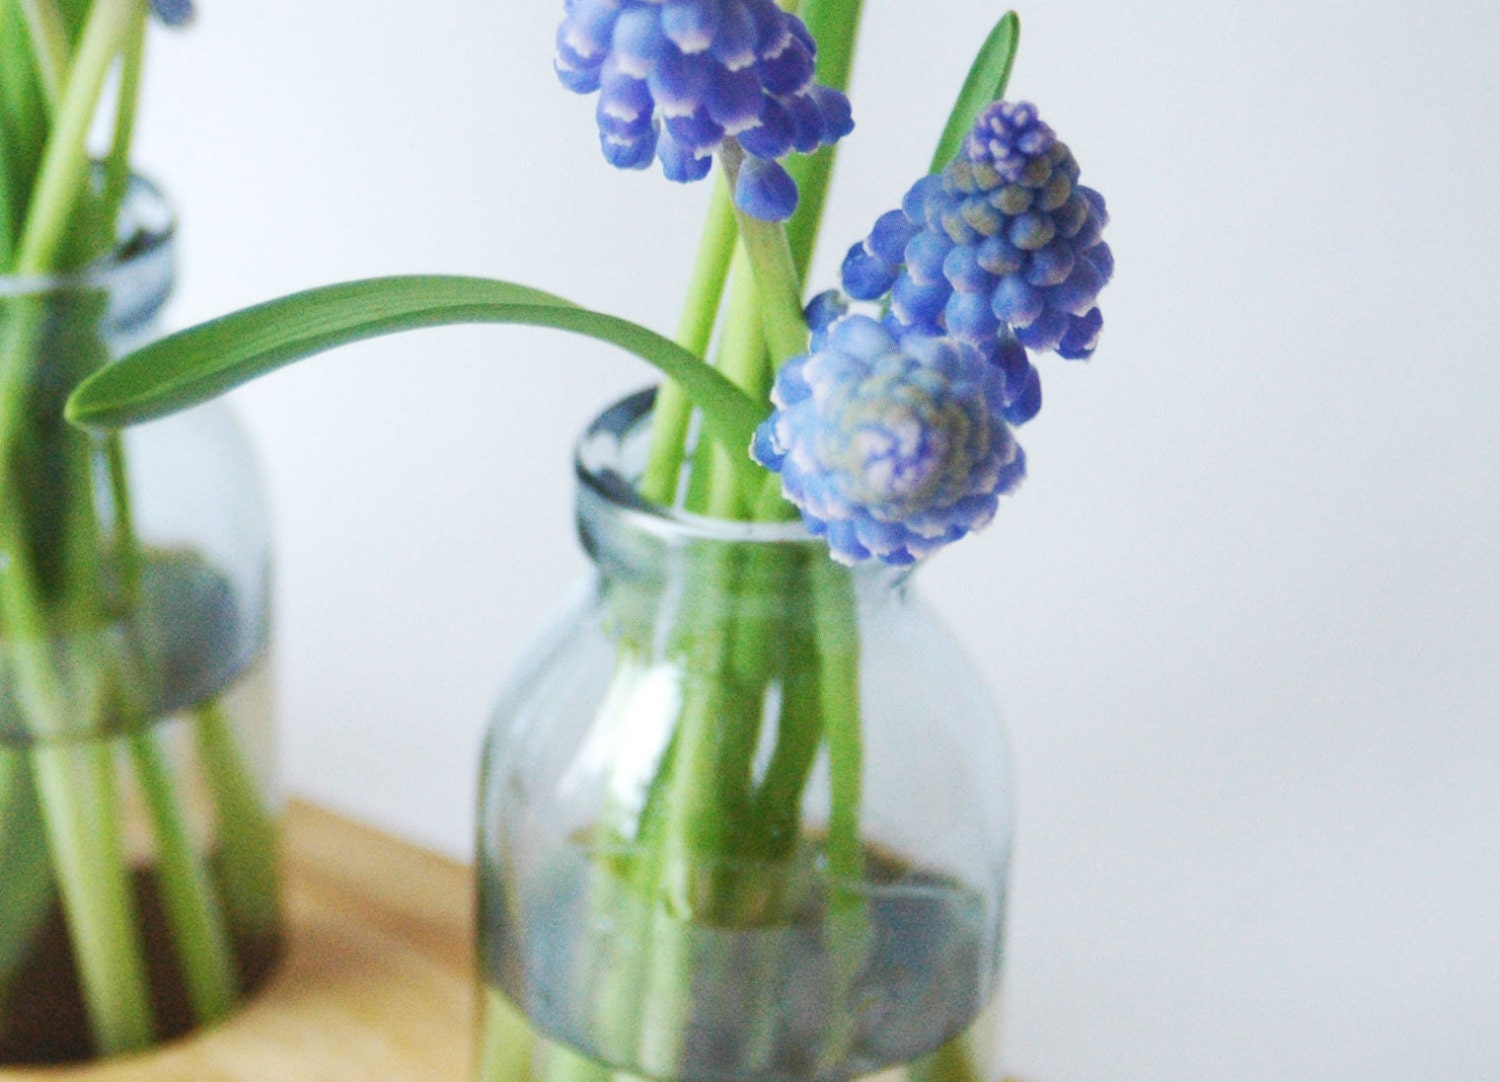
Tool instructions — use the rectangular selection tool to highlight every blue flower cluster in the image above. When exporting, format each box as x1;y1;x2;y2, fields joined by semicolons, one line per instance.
842;101;1112;426
149;0;195;27
554;0;854;221
751;313;1024;566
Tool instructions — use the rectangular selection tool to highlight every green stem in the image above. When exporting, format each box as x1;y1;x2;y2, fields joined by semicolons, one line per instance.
719;141;809;371
480;987;539;1082
915;1032;986;1082
194;698;280;936
127;729;239;1023
0;0;50;263
681;425;723;516
0;485;93;721
30;739;156;1054
716;248;776;406
16;0;67;111
784;0;866;278
640;177;739;507
609;546;760;1075
0;143;16;269
0;481;156;1052
0;301;46;497
572;659;663;1075
98;2;146;236
697;249;772;521
104;431;143;608
754;471;798;522
810;559;862;887
0;751;54;991
653;574;742;921
58;363;109;623
14;0;136;275
809;556;868;1074
741;584;823;864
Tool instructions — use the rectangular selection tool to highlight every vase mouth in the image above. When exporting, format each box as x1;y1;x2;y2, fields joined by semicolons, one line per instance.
575;388;816;550
0;173;175;300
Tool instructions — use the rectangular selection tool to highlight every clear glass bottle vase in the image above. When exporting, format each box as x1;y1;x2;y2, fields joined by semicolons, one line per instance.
478;391;1014;1082
0;178;280;1064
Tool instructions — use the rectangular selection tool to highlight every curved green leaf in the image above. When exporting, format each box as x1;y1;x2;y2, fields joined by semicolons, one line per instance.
930;12;1021;174
65;275;768;454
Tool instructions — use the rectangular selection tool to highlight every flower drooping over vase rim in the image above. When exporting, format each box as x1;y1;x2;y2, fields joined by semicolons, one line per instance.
752;313;1024;566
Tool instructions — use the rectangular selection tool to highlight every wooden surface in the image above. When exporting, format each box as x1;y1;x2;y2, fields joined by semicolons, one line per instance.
1;800;476;1081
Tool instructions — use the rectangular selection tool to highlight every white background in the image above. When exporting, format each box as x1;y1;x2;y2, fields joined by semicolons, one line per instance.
126;2;1498;1079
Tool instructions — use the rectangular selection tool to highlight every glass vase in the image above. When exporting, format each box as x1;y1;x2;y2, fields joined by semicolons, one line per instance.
477;391;1014;1082
0;178;280;1065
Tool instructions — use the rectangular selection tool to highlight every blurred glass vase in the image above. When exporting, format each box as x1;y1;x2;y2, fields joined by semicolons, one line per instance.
0;179;280;1064
477;392;1015;1082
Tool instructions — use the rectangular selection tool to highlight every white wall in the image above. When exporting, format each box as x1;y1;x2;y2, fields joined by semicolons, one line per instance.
130;3;1498;1078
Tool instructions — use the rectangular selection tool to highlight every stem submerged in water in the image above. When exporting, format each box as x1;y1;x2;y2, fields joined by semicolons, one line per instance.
128;730;239;1023
195;698;281;937
30;740;156;1055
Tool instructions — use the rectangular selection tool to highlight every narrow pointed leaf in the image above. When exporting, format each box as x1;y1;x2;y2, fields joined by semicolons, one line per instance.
930;12;1021;174
65;275;768;454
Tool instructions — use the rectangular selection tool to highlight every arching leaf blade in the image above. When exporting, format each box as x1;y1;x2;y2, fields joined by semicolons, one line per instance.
65;275;768;454
930;12;1021;174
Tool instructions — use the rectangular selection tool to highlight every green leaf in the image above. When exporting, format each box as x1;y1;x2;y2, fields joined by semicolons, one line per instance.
930;11;1021;175
65;275;769;455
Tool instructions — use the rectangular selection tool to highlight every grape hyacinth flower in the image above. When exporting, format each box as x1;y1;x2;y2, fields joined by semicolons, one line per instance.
149;0;195;27
841;101;1111;426
554;0;855;221
752;314;1025;566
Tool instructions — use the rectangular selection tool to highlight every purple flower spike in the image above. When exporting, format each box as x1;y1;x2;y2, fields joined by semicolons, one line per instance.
554;0;854;219
752;314;1025;566
149;0;194;26
833;100;1112;431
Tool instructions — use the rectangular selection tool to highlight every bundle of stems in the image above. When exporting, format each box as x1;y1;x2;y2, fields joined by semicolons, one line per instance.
533;4;1030;1070
0;0;276;1059
546;3;877;1072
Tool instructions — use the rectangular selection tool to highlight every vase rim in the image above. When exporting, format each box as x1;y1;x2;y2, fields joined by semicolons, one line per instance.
0;173;174;297
574;388;819;550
